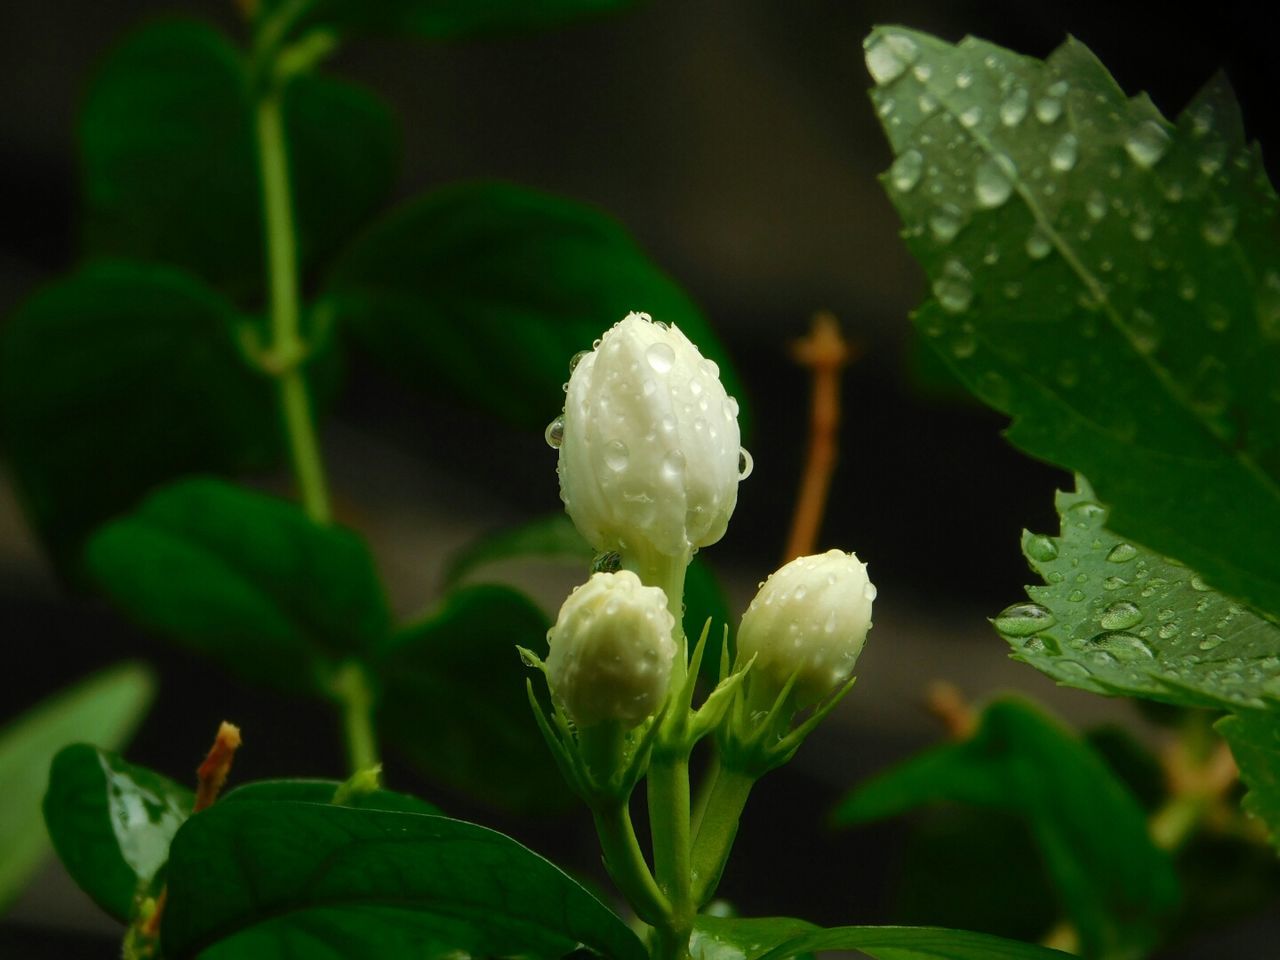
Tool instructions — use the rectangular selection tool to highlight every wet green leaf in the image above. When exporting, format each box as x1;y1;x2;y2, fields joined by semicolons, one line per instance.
43;744;191;921
755;925;1073;960
161;801;647;960
0;665;153;910
1000;477;1280;712
259;0;635;43
376;584;571;812
835;697;1178;959
0;261;282;565
221;778;441;816
322;181;749;433
692;916;817;960
85;478;390;695
1216;710;1280;849
81;19;396;299
865;27;1280;624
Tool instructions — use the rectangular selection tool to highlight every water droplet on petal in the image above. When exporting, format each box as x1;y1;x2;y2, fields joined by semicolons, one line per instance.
738;448;754;480
604;439;630;471
646;342;675;374
544;415;565;448
568;350;590;373
993;602;1056;637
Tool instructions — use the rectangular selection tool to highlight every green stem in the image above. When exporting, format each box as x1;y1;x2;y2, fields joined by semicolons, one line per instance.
1149;791;1209;851
255;86;332;524
592;803;670;926
689;765;755;907
333;663;379;774
647;753;693;950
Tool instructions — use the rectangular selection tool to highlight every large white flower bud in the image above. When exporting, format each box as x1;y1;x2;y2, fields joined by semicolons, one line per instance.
550;312;749;562
738;549;876;707
546;570;678;727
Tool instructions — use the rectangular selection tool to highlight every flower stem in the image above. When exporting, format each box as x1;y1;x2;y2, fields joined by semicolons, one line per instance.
689;765;756;906
332;662;379;774
255;85;332;524
592;802;670;926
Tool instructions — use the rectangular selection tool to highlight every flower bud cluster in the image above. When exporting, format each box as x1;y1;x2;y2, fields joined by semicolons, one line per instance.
546;570;677;728
551;312;749;563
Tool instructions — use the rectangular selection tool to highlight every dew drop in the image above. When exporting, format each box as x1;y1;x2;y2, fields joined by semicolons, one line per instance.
954;69;973;90
1050;133;1078;172
975;156;1013;208
661;449;686;481
1202;206;1237;246
933;259;973;314
917;92;938;115
1103;576;1127;591
1085;190;1108;221
889;149;924;192
1034;96;1062;124
1000;87;1029;126
929;205;963;243
1124;120;1171;169
1158;621;1181;640
737;448;754;480
1106;543;1138;563
544;415;565;448
603;439;630;471
646;342;675;374
1100;601;1142;631
1199;633;1226;651
959;105;984;129
1092;631;1155;661
1026;534;1059;562
1068;590;1085;602
993;602;1056;637
864;34;914;85
1025;226;1052;260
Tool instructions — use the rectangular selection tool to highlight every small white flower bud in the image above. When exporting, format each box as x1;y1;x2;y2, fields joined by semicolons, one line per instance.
554;312;748;561
738;549;876;707
546;570;678;727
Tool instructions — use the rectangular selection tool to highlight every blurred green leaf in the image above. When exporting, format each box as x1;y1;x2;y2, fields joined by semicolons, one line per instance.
322;180;749;433
222;778;441;816
998;477;1280;712
0;261;283;565
1083;726;1165;812
835;697;1178;959
43;744;191;922
1216;710;1280;849
1166;833;1280;944
85;478;390;695
0;664;153;910
692;916;817;960
261;0;635;43
755;925;1073;960
81;19;396;300
892;808;1057;944
865;26;1280;623
162;800;647;960
376;584;571;812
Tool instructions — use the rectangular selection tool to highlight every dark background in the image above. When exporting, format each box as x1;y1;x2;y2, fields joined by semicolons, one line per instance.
2;1;1279;956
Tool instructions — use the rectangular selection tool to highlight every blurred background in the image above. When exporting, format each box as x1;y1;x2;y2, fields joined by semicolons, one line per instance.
2;1;1279;956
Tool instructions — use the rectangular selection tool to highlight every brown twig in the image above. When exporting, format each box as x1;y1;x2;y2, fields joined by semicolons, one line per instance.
783;311;860;561
923;680;977;740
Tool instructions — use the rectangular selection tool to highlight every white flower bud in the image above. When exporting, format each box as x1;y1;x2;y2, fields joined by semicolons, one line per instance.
738;549;876;707
553;312;749;561
546;570;678;727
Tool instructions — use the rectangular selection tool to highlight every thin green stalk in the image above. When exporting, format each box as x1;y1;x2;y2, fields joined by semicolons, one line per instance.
332;663;379;774
689;766;755;907
255;87;332;524
647;752;693;953
592;803;670;926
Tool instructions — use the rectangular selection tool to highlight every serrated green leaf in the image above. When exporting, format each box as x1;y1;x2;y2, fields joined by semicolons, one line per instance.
161;801;647;960
321;180;749;433
85;478;390;695
221;778;441;816
999;477;1280;711
259;0;634;43
0;664;153;910
692;916;817;960
376;584;571;812
43;744;192;922
756;925;1072;960
1216;710;1280;849
0;261;284;565
864;27;1280;624
81;19;396;299
835;697;1178;959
